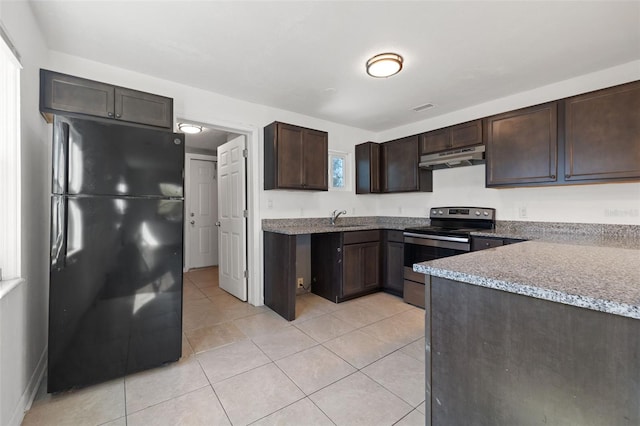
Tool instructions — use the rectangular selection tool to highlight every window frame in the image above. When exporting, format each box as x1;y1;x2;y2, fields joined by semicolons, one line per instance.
0;26;23;298
328;150;351;191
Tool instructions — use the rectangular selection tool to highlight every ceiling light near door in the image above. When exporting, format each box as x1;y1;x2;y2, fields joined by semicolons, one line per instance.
366;53;403;78
178;123;203;134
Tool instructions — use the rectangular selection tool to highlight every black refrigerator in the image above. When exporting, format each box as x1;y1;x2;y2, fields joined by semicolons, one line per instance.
48;115;184;393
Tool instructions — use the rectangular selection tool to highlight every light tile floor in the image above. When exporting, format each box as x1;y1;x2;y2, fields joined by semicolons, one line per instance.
23;267;426;426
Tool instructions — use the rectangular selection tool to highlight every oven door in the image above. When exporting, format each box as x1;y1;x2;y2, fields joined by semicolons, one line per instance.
403;233;470;268
402;233;471;309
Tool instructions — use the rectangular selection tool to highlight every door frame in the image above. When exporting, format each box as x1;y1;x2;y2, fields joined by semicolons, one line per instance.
184;152;217;272
178;117;262;307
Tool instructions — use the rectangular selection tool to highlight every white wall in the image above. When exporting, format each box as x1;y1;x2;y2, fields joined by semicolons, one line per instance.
47;51;379;220
0;2;51;426
376;61;640;225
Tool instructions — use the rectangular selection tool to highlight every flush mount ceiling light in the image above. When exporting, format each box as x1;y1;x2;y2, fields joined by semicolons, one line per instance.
366;53;403;78
177;123;203;134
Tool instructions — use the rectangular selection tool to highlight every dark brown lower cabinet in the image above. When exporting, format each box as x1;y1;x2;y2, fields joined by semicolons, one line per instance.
342;241;381;298
383;230;404;296
263;232;297;321
427;276;639;425
311;231;381;303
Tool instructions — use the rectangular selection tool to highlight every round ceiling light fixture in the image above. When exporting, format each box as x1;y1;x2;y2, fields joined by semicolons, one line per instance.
366;53;403;78
178;123;203;134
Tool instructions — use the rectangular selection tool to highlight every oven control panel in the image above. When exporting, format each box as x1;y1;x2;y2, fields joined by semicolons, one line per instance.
430;207;495;220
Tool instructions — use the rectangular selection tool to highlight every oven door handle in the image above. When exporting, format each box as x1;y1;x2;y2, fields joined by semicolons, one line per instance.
403;233;469;243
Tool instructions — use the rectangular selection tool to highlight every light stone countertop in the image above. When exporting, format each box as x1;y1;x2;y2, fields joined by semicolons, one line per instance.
262;216;430;235
263;216;640;318
414;240;640;319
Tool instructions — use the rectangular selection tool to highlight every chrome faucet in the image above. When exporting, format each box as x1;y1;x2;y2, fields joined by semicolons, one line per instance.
330;209;347;225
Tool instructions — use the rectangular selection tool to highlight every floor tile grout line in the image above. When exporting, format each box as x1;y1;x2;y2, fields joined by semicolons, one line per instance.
194;355;234;426
359;364;426;409
124;384;212;418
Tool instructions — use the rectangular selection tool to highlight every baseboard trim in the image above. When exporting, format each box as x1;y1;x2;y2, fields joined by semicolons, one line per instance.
8;346;47;426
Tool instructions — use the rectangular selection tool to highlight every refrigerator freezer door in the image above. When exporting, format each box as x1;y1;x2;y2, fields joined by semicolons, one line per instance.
48;196;183;392
54;115;184;198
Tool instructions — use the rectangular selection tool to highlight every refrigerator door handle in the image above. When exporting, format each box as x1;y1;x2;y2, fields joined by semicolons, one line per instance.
52;120;70;195
63;122;70;194
51;196;68;270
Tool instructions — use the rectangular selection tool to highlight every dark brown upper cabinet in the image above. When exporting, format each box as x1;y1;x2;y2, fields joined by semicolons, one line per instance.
420;119;483;155
355;142;381;194
564;81;640;182
40;69;173;129
264;121;328;190
355;137;432;194
382;135;432;192
485;102;558;187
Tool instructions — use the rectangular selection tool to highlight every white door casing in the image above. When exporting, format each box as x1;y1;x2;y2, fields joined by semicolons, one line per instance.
187;158;218;269
218;135;247;301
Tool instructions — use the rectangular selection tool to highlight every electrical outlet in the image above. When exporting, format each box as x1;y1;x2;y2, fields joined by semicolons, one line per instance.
518;206;527;219
297;278;304;289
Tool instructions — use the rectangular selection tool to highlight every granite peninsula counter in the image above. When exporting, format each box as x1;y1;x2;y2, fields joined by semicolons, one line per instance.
414;234;640;425
414;239;640;319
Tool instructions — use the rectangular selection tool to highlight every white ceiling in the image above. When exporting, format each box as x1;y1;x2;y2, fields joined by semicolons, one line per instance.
29;1;640;132
180;124;239;152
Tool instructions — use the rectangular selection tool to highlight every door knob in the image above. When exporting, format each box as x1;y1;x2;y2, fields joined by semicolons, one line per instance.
190;220;195;225
215;221;221;227
190;212;195;217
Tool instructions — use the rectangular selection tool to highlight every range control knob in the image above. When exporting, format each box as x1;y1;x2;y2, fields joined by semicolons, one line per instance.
432;210;437;215
438;210;443;215
475;210;481;216
483;211;489;216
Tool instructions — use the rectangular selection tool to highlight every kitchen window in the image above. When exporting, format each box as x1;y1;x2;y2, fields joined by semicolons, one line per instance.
328;150;350;191
0;27;22;295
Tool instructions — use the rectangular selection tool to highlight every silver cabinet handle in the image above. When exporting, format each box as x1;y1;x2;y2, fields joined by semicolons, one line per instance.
215;222;221;227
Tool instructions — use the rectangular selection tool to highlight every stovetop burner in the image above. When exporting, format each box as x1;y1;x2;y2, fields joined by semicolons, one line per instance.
405;207;496;237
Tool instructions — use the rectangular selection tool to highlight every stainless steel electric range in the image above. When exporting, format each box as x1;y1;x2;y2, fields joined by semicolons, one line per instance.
403;207;496;307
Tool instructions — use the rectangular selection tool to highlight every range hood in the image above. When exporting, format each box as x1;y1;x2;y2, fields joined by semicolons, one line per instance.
419;145;485;169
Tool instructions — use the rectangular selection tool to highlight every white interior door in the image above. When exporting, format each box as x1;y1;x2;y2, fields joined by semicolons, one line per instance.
188;158;218;268
218;135;247;301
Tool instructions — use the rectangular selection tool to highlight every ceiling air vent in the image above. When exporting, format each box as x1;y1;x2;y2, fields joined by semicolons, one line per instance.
412;103;435;112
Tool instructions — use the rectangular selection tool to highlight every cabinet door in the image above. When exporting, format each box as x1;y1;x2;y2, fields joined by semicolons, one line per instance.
450;120;483;149
41;69;115;119
355;142;381;194
342;244;362;297
382;136;420;192
420;128;449;154
361;241;381;291
302;128;328;190
114;87;173;129
486;102;558;186
276;123;305;189
383;238;404;294
564;81;640;182
342;241;381;297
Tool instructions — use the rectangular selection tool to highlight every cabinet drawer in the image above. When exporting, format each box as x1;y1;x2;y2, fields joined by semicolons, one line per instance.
403;280;425;308
343;230;380;245
385;230;404;243
472;237;504;251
